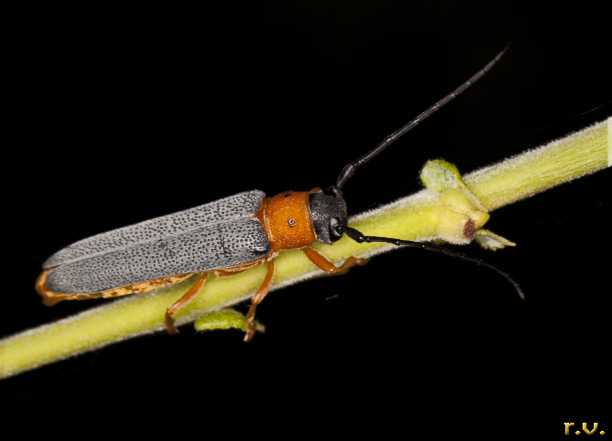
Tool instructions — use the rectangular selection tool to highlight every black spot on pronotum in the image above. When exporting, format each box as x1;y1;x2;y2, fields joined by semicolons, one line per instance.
288;219;296;227
284;193;292;198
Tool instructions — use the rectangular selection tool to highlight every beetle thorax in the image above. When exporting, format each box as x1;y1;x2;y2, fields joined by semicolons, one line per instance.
256;191;317;253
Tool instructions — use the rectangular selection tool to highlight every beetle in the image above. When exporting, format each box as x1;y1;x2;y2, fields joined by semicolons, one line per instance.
36;44;521;341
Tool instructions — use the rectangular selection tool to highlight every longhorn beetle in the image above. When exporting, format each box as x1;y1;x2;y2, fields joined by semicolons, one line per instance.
36;43;521;341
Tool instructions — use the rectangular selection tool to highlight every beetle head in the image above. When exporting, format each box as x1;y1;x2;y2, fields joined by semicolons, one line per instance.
309;187;348;244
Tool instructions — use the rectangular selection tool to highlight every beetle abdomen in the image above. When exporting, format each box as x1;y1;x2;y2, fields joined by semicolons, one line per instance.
45;216;271;294
43;190;266;268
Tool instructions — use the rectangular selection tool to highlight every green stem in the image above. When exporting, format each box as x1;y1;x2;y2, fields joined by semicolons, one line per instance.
464;119;609;210
1;118;608;379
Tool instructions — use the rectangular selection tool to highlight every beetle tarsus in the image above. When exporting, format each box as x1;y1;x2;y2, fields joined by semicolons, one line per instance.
165;313;179;334
244;305;258;342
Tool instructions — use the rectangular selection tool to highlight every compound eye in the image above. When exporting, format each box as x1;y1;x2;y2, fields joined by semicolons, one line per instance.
329;217;344;238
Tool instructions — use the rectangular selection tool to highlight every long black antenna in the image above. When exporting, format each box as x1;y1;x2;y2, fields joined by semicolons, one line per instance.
343;226;524;300
335;43;510;190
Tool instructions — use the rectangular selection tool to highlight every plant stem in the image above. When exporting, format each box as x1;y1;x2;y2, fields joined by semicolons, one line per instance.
0;118;608;379
464;119;609;210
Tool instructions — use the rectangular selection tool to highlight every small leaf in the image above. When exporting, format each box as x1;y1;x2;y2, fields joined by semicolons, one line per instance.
420;159;464;192
194;309;265;333
474;229;516;250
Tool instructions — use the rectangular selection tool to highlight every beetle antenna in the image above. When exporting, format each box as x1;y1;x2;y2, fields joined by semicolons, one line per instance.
342;225;524;300
335;42;511;190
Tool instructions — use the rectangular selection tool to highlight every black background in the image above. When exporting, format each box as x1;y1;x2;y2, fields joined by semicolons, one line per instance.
3;2;610;439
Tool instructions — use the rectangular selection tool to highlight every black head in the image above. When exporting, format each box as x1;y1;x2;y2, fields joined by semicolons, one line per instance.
309;187;348;244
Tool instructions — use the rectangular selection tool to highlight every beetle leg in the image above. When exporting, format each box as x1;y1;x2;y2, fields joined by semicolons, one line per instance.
303;247;369;274
165;272;208;334
244;260;276;342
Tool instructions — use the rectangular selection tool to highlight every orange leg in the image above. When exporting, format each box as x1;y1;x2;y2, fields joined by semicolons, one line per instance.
244;260;276;342
165;272;208;334
303;247;369;274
